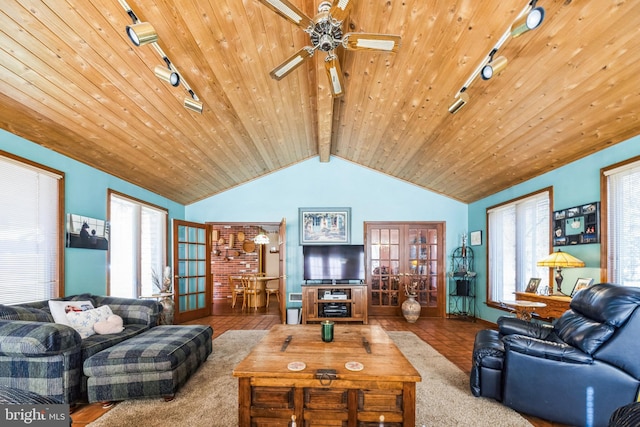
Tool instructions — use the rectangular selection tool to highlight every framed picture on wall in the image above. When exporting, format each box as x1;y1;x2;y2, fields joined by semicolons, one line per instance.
65;213;109;250
299;207;351;245
470;230;482;246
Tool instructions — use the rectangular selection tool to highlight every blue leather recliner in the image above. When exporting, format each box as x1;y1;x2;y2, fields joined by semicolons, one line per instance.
470;283;640;427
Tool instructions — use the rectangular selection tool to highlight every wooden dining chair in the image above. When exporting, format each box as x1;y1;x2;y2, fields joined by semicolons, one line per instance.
242;274;262;311
265;279;280;309
230;275;245;308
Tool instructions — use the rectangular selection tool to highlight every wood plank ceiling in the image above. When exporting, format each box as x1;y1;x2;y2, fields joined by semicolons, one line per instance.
0;0;638;205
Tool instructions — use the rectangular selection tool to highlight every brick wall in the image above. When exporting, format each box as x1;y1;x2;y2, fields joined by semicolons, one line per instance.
211;226;263;300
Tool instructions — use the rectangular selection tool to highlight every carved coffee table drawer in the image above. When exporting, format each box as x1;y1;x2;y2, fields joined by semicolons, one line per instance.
252;386;294;409
305;388;348;410
359;389;402;413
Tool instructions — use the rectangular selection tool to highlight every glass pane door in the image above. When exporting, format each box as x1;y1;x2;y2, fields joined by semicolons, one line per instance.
173;220;211;322
407;226;442;316
368;225;401;316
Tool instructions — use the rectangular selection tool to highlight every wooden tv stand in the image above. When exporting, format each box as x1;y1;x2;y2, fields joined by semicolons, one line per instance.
302;284;368;324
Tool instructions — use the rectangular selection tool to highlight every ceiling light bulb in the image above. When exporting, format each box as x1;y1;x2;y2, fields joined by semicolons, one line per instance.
511;7;545;38
126;22;158;46
448;92;469;114
154;66;180;87
481;56;508;80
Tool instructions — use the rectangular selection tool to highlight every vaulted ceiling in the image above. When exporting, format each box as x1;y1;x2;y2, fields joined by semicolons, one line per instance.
1;0;638;205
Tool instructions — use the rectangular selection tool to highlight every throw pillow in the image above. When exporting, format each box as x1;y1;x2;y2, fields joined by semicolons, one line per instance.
49;300;94;325
93;314;124;335
66;305;113;339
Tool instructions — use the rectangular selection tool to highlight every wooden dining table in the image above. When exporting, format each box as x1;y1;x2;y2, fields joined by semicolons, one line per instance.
229;275;279;307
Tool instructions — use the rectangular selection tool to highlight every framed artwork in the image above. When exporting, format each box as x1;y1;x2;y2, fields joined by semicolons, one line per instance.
299;207;351;245
553;202;600;246
470;230;482;246
525;277;541;293
65;213;109;250
571;278;594;297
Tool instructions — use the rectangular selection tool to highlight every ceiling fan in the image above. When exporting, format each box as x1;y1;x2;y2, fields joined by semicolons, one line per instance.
257;0;401;97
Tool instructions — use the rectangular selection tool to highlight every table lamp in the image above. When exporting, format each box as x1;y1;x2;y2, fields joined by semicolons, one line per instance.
537;249;585;295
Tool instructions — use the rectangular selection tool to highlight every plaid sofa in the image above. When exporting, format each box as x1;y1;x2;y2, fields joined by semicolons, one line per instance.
0;294;160;405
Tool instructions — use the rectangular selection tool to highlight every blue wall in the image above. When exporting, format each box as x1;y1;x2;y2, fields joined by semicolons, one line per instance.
186;157;468;305
0;129;185;296
468;135;640;323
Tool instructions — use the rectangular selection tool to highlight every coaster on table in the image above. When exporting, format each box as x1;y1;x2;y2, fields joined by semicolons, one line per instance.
288;361;306;371
345;361;364;371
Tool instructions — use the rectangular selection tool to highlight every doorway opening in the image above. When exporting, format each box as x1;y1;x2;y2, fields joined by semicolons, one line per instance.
208;222;285;321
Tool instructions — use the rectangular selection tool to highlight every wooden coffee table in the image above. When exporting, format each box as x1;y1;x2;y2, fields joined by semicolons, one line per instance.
233;324;421;426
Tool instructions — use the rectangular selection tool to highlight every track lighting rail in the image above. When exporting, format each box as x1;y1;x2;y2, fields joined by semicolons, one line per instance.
117;0;203;113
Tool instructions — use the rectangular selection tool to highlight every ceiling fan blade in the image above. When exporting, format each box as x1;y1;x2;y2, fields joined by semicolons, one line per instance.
269;47;313;80
329;0;355;23
257;0;313;29
343;33;401;53
324;55;345;98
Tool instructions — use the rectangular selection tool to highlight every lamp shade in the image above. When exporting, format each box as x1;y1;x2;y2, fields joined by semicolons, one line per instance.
481;56;508;80
537;249;585;268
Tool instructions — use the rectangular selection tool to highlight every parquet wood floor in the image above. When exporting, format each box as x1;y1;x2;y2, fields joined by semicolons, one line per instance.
70;300;564;427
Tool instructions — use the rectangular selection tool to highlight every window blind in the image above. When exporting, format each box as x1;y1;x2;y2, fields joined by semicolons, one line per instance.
109;193;167;298
0;155;62;304
488;191;549;302
606;160;640;286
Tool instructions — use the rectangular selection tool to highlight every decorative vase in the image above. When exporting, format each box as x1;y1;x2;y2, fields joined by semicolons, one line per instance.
401;295;421;323
160;295;175;325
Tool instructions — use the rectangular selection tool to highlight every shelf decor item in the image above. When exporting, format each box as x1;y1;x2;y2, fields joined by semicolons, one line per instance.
299;207;351;244
401;281;421;323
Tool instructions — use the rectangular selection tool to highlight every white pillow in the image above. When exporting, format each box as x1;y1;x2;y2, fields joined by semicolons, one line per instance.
66;305;113;339
48;300;94;325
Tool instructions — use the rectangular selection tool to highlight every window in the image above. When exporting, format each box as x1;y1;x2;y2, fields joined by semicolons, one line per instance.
604;159;640;286
487;190;550;303
108;191;167;298
0;153;63;304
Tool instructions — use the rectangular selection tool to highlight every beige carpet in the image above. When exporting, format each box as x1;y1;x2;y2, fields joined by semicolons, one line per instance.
88;329;532;427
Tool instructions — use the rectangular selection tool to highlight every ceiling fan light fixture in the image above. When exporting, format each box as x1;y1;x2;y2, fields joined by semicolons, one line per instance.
184;97;203;114
511;7;545;38
154;65;180;87
126;22;157;46
448;92;469;114
481;56;508;80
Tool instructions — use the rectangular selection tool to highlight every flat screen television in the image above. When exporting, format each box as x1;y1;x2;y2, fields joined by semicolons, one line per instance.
303;245;365;281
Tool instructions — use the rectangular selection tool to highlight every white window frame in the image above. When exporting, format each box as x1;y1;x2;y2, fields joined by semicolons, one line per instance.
108;190;168;298
0;152;64;304
487;189;551;303
604;158;640;287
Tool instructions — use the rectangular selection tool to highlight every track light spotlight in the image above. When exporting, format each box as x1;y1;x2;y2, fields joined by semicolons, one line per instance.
481;56;508;80
511;7;545;38
126;22;158;46
448;92;469;114
184;97;203;114
154;66;180;87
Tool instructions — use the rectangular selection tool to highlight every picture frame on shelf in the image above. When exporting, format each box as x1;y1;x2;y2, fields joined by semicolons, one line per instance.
525;277;541;293
571;278;594;297
470;230;482;246
299;207;351;245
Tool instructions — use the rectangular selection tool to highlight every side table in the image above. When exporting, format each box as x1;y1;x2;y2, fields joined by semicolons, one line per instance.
500;300;546;321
